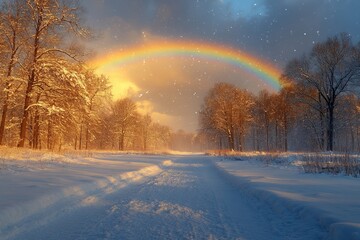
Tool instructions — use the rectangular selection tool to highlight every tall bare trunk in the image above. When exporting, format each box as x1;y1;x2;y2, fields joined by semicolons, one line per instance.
74;134;78;150
238;131;243;152
0;101;9;145
327;104;335;151
33;113;40;149
227;127;235;151
0;18;19;145
119;131;125;151
79;124;83;150
265;123;269;152
47;117;52;150
85;125;89;150
0;72;14;145
18;85;33;147
18;9;42;147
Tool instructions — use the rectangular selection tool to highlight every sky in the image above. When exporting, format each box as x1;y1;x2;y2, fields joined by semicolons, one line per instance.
81;0;360;132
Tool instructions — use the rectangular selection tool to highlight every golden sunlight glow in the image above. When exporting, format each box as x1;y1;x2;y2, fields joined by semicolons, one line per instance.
90;38;283;131
106;72;141;99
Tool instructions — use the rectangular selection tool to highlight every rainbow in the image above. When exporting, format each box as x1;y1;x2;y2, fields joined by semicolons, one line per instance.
90;40;282;90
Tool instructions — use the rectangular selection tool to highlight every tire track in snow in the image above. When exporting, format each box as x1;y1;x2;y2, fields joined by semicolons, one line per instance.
7;156;326;239
2;164;162;240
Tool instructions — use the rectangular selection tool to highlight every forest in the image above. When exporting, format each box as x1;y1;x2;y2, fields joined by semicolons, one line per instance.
0;0;171;151
1;0;359;153
199;33;360;152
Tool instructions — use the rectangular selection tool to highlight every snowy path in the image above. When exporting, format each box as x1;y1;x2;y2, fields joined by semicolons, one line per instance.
5;155;325;240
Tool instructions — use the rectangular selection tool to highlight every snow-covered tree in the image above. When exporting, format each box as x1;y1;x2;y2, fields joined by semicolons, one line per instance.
82;70;111;150
32;61;89;149
112;98;138;151
0;0;27;145
17;0;88;147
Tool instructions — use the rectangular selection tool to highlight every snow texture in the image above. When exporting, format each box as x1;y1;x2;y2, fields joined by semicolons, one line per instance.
0;152;359;239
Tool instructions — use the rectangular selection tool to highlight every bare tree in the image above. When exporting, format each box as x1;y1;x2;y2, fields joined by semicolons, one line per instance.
284;33;360;151
234;88;254;151
151;123;171;150
200;83;237;150
199;82;253;151
254;90;275;151
273;80;297;151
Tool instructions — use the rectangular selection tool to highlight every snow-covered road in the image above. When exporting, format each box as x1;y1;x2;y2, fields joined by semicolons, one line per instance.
4;155;326;240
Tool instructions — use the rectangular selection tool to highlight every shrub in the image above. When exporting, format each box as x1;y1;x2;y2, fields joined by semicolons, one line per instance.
301;153;360;177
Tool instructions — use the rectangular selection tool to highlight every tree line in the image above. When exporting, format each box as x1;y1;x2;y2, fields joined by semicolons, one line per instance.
199;33;360;152
0;0;172;151
2;1;359;153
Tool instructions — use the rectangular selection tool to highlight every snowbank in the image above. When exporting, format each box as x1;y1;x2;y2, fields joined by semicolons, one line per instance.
214;157;360;240
0;151;168;239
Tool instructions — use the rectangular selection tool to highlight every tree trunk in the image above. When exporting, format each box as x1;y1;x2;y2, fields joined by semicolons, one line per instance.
120;132;125;151
227;131;234;151
351;126;355;152
47;118;52;150
85;125;89;150
143;136;147;151
0;20;18;145
119;134;125;151
33;113;40;149
74;134;77;150
327;104;335;151
18;10;42;147
79;124;83;150
18;88;32;147
265;123;269;152
0;82;12;145
219;135;223;150
32;95;41;149
0;101;9;145
85;103;93;150
255;127;260;151
317;93;325;151
284;117;288;152
238;131;243;152
58;139;62;152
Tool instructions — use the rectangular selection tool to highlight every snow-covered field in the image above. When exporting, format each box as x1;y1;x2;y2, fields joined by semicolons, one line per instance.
0;149;359;239
216;155;360;240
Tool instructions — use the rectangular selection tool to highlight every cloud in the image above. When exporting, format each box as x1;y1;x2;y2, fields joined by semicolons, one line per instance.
93;36;286;131
84;0;360;67
106;72;141;100
82;0;360;131
135;100;197;131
